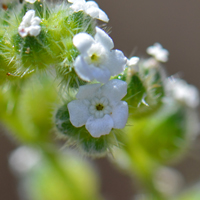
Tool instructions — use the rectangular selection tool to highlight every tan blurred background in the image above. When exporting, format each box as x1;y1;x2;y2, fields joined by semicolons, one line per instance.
1;0;200;199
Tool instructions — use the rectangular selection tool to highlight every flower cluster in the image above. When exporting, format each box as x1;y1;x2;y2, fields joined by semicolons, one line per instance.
68;0;109;22
1;2;200;199
146;43;169;62
64;0;129;139
166;77;199;108
73;27;127;83
2;0;199;159
18;10;41;38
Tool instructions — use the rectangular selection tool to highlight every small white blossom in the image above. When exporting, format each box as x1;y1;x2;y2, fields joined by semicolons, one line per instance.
25;0;37;3
68;0;109;22
73;27;127;83
146;43;169;62
127;56;140;66
68;79;128;138
166;78;199;108
143;58;159;69
18;10;41;38
127;56;140;74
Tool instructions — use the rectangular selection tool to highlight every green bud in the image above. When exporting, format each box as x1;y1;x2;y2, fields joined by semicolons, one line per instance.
0;28;17;84
48;10;96;88
124;58;166;118
0;1;96;89
0;3;53;78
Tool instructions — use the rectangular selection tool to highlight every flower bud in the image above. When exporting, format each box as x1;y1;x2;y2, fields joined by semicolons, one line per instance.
125;58;166;118
0;1;97;89
114;99;197;174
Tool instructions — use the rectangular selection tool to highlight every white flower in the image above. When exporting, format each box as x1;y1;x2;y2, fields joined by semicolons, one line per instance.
146;43;169;62
127;56;140;75
166;78;199;108
25;0;37;3
68;0;109;22
142;58;160;70
127;56;140;66
18;10;41;38
73;27;127;83
68;79;128;138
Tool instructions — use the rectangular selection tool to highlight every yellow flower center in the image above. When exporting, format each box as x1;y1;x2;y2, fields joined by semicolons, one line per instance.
96;104;104;111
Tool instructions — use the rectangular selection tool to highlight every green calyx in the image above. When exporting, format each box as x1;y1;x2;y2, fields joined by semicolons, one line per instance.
0;1;96;88
55;104;122;157
124;59;165;118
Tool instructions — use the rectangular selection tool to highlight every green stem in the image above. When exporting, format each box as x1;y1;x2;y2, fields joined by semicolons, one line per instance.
126;147;166;200
139;175;165;200
40;144;90;200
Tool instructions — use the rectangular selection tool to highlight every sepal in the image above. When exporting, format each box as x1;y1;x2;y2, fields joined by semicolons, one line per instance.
55;104;123;157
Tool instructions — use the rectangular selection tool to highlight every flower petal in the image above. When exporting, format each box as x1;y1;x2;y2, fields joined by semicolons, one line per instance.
74;56;94;81
31;16;41;25
95;27;114;50
111;101;128;129
23;10;35;24
156;49;169;62
85;1;99;8
25;0;36;4
86;115;113;138
146;43;169;62
70;2;85;12
73;33;95;54
68;0;85;3
29;25;41;36
98;8;109;22
101;79;127;102
84;1;109;22
76;83;101;99
18;26;28;38
85;1;100;19
85;6;99;19
105;49;127;76
90;66;111;83
127;57;139;66
74;56;111;83
68;99;90;127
